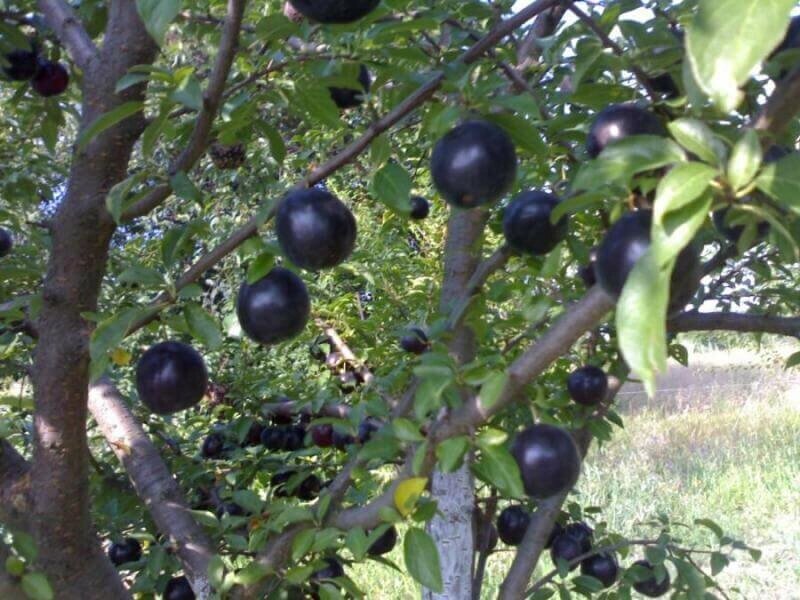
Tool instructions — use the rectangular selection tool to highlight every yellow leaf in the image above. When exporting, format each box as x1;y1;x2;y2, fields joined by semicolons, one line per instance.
110;347;132;366
394;477;427;517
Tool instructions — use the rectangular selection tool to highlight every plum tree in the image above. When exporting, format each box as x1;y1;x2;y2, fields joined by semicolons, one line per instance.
0;1;795;599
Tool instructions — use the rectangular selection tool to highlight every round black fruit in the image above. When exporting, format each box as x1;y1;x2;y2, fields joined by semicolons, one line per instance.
502;191;567;255
586;104;665;158
631;560;671;597
578;248;598;287
580;552;618;588
550;533;584;570
296;474;321;501
237;267;310;345
312;557;345;581
400;327;428;354
108;537;142;566
367;525;398;556
545;521;564;549
31;60;69;97
283;425;306;452
567;366;608;407
0;228;12;257
201;433;225;459
510;424;581;499
595;210;701;313
3;48;38;81
496;505;531;546
261;426;287;451
164;576;195;600
271;471;296;498
136;341;208;415
647;73;679;99
243;421;265;447
329;64;371;109
311;424;334;447
216;502;245;518
332;428;355;451
563;522;593;553
271;395;295;425
410;196;430;220
276;189;357;271
431;120;517;208
357;418;380;444
288;0;379;23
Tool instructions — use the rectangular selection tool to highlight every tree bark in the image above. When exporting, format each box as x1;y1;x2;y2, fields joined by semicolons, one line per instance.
29;3;157;597
423;209;488;600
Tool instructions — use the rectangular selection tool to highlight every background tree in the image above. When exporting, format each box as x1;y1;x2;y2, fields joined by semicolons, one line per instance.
0;0;799;599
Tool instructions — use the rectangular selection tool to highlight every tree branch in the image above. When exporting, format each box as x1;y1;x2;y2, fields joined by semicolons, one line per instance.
753;65;800;136
88;380;215;599
37;0;99;72
123;0;563;337
122;0;249;221
668;311;800;338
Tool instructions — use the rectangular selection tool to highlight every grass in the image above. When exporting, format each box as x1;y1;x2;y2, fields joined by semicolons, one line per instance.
352;341;800;598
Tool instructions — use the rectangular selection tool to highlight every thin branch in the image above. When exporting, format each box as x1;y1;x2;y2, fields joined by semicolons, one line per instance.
315;320;375;384
123;0;563;337
37;0;99;71
446;245;513;329
565;1;657;101
753;64;800;136
668;311;800;338
88;380;215;599
122;0;249;221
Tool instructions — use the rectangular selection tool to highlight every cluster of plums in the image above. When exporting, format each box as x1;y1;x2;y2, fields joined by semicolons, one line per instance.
107;538;195;599
3;43;69;97
495;509;669;595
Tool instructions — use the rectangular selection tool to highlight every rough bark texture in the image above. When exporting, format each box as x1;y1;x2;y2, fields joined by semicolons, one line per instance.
88;380;216;599
29;3;157;597
423;209;488;600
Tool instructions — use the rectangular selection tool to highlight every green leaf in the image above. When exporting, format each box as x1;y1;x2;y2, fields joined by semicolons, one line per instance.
170;171;203;205
106;171;149;224
755;152;800;214
728;130;762;191
232;561;271;586
247;253;276;284
616;250;671;396
119;265;164;287
667;119;727;166
694;518;724;539
435;436;469;473
392;418;424;442
185;303;223;350
137;0;182;46
208;555;226;589
477;371;507;411
5;555;25;577
232;490;263;515
90;306;151;363
550;191;607;224
21;572;54;600
76;102;144;151
370;162;413;215
785;350;800;369
290;85;341;130
573;136;685;192
171;73;203;111
686;0;796;112
291;529;315;562
484;113;546;158
403;528;443;593
472;444;524;499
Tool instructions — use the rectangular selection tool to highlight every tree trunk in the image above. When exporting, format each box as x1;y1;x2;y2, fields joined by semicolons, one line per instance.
423;209;488;600
29;4;157;597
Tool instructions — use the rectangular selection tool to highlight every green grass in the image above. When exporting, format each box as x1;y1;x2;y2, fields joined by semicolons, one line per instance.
352;348;800;599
